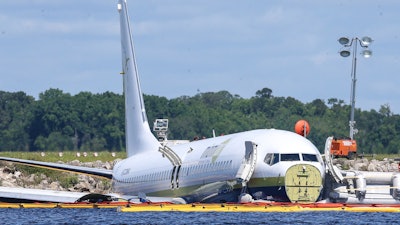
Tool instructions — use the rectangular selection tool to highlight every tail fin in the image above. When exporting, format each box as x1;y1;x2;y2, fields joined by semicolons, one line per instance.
117;0;161;157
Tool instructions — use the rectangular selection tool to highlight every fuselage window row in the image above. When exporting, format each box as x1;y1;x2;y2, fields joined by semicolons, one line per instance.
182;160;232;177
123;170;172;183
123;160;233;183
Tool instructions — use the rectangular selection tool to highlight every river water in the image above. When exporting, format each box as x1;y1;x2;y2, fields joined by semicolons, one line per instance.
0;208;397;225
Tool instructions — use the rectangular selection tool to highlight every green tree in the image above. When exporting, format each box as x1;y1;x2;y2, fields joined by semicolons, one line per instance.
1;86;400;154
0;91;34;151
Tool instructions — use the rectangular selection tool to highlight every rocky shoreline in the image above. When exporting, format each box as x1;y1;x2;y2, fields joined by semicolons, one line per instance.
333;157;400;172
0;159;121;194
0;158;399;194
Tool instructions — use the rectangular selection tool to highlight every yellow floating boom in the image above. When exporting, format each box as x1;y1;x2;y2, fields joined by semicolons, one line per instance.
1;202;400;213
117;203;400;213
0;202;129;209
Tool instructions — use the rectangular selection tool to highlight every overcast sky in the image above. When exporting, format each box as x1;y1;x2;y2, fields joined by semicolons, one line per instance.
1;1;400;114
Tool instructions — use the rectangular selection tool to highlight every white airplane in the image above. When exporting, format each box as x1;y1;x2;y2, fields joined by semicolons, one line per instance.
0;0;325;204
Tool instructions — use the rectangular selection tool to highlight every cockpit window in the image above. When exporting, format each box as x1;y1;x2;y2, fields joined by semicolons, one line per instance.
264;153;280;166
302;154;318;162
265;153;320;165
264;153;273;165
272;153;279;165
280;153;300;161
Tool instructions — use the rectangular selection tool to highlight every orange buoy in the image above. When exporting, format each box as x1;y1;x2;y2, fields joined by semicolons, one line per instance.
295;120;310;137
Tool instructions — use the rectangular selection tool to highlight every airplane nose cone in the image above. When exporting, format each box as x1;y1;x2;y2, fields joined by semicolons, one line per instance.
284;164;323;203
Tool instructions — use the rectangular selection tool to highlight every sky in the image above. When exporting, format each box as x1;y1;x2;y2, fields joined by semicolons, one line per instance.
1;1;400;114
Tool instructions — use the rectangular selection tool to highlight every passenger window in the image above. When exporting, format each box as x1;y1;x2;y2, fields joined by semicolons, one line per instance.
280;154;300;161
302;154;318;162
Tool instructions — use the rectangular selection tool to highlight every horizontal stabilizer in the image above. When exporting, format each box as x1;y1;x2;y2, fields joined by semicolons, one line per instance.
0;157;113;179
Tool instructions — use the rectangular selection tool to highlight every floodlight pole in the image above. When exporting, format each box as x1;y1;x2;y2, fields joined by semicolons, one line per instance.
349;38;358;140
338;37;372;140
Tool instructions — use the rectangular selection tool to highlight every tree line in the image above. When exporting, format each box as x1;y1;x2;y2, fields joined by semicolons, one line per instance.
1;87;399;154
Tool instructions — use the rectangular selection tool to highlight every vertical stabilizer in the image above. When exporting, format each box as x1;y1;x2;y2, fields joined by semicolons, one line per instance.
117;0;161;156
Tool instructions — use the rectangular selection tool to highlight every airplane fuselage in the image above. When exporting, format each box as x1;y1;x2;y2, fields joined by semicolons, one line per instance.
112;129;325;203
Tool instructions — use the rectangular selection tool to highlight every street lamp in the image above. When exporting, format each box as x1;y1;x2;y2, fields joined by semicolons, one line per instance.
338;36;373;140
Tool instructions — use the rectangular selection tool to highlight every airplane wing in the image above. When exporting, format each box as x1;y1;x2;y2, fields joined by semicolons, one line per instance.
0;157;113;179
0;186;94;203
0;186;124;203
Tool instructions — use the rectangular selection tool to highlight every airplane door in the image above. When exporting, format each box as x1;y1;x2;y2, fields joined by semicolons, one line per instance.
170;166;176;189
235;141;258;184
175;165;181;189
159;145;182;190
170;165;182;189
